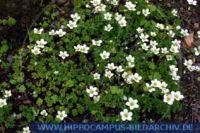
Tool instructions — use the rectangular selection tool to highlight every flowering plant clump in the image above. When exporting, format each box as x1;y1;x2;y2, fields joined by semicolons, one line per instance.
26;0;185;122
2;0;200;131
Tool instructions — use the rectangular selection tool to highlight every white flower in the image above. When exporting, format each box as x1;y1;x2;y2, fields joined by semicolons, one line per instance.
92;40;102;46
158;81;169;94
184;59;193;66
194;46;200;56
150;32;157;37
67;20;77;29
127;62;135;68
0;98;7;108
166;25;172;31
115;13;127;27
85;4;91;8
180;29;189;36
169;65;178;72
171;91;184;101
118;19;127;27
120;109;133;121
197;31;200;38
151;79;161;88
137;27;144;33
165;25;172;30
70;13;80;22
126;98;139;110
49;29;56;36
172;39;181;46
116;65;124;73
100;51;110;60
169;65;180;81
163;94;174;105
184;59;193;70
40;110;48;116
22;126;31;133
148;87;156;93
168;30;175;38
149;40;158;47
32;46;41;55
93;95;100;102
145;83;151;89
93;73;100;80
56;110;67;121
94;4;106;13
132;73;142;83
54;71;59;75
160;81;168;90
171;74;180;81
171;9;178;16
150;46;159;55
139;33;149;42
90;0;101;6
142;8;150;16
59;51;69;59
110;0;119;6
141;43;149;51
166;55;173;61
114;13;123;22
86;86;98;97
126;55;135;63
187;0;197;6
125;1;136;11
161;47;169;54
170;45;179;54
123;96;128;101
176;25;181;30
74;44;90;54
195;66;200;71
122;72;135;84
161;88;170;94
4;90;12;98
56;29;66;37
105;70;114;79
33;28;43;34
104;24;113;32
106;63;116;70
36;39;47;48
156;23;164;30
126;77;134;84
104;12;112;21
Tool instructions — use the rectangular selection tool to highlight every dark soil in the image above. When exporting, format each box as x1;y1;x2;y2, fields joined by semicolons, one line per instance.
150;0;200;122
0;0;52;49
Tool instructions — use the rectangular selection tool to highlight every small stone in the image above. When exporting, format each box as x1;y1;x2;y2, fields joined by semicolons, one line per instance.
193;23;199;30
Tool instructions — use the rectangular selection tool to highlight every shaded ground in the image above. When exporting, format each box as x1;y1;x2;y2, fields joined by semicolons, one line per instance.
0;0;52;49
150;0;200;122
0;0;199;123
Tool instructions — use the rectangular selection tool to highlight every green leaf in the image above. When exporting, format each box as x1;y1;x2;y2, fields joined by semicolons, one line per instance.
65;80;75;88
51;95;58;103
17;85;26;93
153;72;161;79
7;17;16;26
110;86;123;94
72;109;78;116
36;98;43;106
0;40;9;54
149;63;155;70
148;4;157;12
